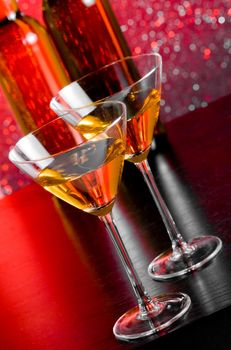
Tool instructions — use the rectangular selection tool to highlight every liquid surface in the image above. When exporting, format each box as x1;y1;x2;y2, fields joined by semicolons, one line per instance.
37;137;125;216
71;88;160;163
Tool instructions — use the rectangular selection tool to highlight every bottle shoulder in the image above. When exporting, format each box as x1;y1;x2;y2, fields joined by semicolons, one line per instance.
0;13;44;33
0;13;58;50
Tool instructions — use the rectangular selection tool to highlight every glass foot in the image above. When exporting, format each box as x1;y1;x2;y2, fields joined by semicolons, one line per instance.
113;292;191;341
148;236;222;281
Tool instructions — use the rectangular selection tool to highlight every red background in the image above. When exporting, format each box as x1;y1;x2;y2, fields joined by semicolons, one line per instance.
0;0;230;197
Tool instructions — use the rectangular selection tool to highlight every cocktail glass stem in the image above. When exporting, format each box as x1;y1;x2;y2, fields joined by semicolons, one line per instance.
100;212;191;340
100;212;160;317
135;159;192;256
135;158;222;281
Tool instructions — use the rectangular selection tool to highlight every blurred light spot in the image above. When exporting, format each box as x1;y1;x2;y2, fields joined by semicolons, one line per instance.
193;83;200;91
203;48;211;60
218;16;225;24
188;104;196;111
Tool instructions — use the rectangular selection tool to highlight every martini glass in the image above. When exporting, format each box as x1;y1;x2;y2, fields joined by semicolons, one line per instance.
50;53;222;281
8;101;191;341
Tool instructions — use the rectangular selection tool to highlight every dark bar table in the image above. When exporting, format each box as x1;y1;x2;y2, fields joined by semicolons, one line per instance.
0;95;230;350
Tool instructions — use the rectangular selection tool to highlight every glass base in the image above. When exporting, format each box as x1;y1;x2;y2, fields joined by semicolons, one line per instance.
113;292;191;341
148;236;222;281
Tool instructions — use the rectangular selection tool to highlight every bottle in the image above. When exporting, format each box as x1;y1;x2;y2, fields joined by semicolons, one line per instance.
42;0;132;80
0;0;70;134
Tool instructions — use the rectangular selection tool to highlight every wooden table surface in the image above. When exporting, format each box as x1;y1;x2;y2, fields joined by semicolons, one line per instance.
0;95;231;350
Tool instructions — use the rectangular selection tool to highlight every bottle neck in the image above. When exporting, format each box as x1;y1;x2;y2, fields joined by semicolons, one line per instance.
0;0;18;22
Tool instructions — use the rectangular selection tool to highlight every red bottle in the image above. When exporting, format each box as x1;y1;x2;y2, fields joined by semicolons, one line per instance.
0;0;70;134
42;0;132;80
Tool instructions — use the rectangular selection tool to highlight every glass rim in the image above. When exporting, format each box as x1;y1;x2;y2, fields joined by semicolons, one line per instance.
9;100;126;164
52;52;162;113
